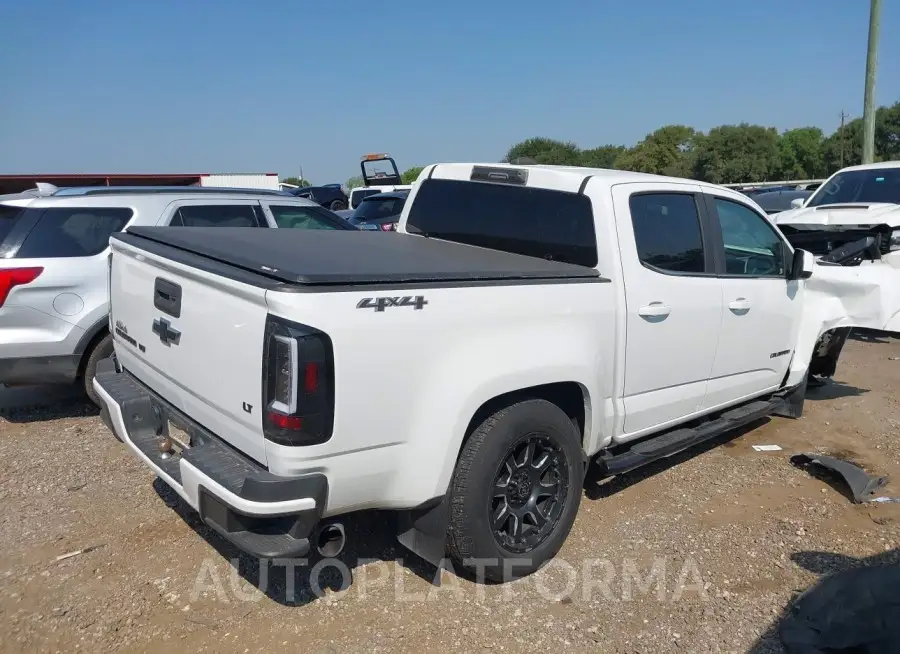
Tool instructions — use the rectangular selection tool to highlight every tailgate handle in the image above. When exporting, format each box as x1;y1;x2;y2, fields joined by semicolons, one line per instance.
154;277;182;318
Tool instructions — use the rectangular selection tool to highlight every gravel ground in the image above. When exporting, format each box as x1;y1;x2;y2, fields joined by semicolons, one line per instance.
2;333;900;653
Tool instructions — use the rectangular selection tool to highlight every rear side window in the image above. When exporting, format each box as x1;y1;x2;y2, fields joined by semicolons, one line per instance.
629;193;705;274
169;204;264;227
16;207;133;258
268;205;347;230
405;179;598;267
0;204;23;243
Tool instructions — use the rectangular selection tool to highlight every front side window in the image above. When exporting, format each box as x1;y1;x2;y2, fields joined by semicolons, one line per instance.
268;205;347;230
714;198;786;276
806;167;900;207
16;207;133;258
629;193;706;274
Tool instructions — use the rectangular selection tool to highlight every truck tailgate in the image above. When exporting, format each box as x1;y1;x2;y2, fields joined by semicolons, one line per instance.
109;238;269;465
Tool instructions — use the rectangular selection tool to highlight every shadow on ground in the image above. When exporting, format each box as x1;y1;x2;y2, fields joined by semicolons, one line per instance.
0;384;97;422
805;379;868;401
849;328;897;345
154;479;441;608
748;548;900;653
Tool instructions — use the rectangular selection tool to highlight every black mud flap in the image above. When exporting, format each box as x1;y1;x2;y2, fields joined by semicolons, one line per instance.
396;495;449;585
772;378;808;419
790;453;888;503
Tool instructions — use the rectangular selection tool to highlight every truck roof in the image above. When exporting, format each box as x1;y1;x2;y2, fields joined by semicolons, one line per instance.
424;163;748;198
119;226;603;286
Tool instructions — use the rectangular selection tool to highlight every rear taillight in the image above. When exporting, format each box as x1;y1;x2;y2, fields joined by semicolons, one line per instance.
380;222;398;231
0;267;43;308
262;315;334;446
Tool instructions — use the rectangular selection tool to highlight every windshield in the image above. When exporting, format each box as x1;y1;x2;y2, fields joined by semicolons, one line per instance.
355;196;406;221
806;168;900;207
0;204;24;244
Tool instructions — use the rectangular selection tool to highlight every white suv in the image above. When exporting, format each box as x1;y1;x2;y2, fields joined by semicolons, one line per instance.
0;185;354;404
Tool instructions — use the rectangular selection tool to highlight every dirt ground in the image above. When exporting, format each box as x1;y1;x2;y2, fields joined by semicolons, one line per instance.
2;333;900;653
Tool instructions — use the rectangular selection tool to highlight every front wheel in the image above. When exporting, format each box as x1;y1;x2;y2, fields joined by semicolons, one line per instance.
82;333;114;407
447;399;584;582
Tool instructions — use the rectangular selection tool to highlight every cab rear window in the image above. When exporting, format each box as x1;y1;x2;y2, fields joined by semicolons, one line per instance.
405;178;598;267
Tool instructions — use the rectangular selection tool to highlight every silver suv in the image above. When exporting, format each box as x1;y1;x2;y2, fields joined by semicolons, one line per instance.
0;185;354;405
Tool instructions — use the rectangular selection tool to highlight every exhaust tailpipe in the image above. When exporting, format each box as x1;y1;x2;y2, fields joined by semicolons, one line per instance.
315;522;346;558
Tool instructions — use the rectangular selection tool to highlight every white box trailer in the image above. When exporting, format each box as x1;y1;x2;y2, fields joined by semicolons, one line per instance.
198;173;280;190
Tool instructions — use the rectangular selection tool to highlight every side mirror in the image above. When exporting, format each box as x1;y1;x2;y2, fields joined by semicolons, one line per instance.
789;248;815;280
790;198;805;209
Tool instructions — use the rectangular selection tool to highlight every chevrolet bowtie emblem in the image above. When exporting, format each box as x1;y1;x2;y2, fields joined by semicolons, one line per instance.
152;317;181;346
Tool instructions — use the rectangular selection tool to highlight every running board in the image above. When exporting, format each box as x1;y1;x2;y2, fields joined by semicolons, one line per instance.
597;397;786;477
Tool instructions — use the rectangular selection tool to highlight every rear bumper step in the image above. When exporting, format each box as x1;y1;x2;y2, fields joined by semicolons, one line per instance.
93;359;328;558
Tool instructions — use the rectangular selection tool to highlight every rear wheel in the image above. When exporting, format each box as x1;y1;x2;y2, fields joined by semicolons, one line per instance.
329;199;347;211
447;399;584;582
82;333;113;407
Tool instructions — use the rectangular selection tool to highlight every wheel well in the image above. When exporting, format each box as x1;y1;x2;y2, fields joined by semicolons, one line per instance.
463;382;588;447
76;327;110;378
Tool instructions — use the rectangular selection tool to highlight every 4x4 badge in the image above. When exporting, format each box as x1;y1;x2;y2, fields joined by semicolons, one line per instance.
152;317;181;346
357;295;427;312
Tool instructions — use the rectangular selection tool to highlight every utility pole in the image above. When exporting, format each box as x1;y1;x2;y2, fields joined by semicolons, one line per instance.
839;111;848;168
861;0;881;164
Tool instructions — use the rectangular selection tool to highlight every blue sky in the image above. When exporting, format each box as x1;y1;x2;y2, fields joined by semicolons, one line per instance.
2;0;898;184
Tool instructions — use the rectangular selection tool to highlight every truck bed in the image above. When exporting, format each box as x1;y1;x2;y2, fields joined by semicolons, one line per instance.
118;227;602;286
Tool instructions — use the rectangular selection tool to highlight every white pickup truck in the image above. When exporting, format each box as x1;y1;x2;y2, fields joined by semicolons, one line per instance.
94;163;899;582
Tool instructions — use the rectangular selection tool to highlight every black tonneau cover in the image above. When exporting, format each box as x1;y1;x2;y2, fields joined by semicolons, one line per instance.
118;227;601;286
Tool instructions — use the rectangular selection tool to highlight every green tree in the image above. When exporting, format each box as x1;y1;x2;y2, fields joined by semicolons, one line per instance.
875;101;900;162
693;124;780;184
776;127;826;179
822;117;864;173
504;137;582;165
402;166;425;184
616;125;698;177
579;145;626;169
500;100;899;184
345;175;364;190
281;176;311;187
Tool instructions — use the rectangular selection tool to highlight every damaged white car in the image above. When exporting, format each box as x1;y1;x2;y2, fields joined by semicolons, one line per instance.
774;161;900;383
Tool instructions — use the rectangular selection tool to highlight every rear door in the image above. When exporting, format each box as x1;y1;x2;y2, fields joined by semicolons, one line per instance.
157;200;269;227
360;154;402;187
110;239;270;464
701;191;801;407
611;183;723;437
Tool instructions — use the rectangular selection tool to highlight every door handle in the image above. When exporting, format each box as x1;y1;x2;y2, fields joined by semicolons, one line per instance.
638;302;671;318
728;298;752;312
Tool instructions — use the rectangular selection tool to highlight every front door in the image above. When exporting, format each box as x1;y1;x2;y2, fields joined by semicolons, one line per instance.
702;192;801;409
612;182;723;437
